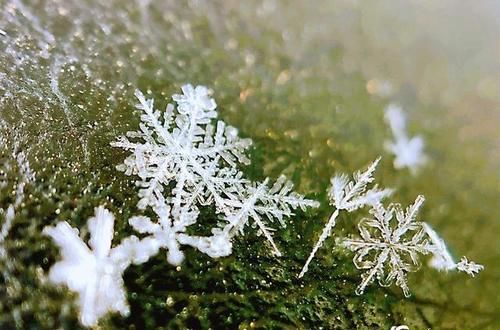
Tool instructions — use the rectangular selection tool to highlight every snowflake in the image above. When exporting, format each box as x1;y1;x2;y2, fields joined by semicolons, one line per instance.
111;85;252;211
423;223;483;276
128;200;200;266
43;206;158;327
343;195;430;297
299;157;392;278
112;85;318;260
384;104;427;174
343;196;484;297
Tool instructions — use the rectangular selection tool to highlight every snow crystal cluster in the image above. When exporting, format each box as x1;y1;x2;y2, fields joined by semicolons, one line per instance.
42;85;483;327
44;84;319;326
298;157;483;297
111;84;319;261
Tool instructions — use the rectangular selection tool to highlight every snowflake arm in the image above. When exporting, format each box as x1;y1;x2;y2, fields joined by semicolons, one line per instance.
299;158;392;278
331;157;387;211
219;176;319;257
422;222;457;271
456;257;484;277
423;223;484;276
113;85;318;261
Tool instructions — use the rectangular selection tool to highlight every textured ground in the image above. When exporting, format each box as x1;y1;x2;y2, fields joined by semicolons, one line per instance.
0;1;499;329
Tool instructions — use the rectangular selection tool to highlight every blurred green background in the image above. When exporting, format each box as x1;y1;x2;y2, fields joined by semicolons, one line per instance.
0;0;499;328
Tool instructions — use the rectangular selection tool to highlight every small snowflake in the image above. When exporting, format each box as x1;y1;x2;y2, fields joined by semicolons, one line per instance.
343;195;430;297
44;207;157;327
384;104;427;174
299;157;392;278
128;201;199;265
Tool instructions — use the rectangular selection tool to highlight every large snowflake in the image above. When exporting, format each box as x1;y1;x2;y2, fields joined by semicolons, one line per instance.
111;85;252;211
112;85;318;260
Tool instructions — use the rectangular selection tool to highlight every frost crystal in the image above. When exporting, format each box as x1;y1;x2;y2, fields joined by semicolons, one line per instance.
423;223;484;276
128;200;198;266
384;104;427;174
44;207;157;327
112;84;318;261
343;196;430;297
298;157;392;278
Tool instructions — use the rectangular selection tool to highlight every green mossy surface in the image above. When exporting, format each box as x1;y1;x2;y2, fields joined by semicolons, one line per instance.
0;1;499;329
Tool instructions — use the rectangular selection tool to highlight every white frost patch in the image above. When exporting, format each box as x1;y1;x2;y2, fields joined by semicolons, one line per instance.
0;150;34;259
391;326;409;330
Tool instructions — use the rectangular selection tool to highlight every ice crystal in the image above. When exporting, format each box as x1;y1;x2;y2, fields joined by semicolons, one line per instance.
111;85;252;210
213;175;319;257
384;104;427;174
344;196;483;297
422;223;456;271
343;196;430;297
298;157;392;278
456;257;484;277
112;84;318;260
44;207;158;327
423;223;484;276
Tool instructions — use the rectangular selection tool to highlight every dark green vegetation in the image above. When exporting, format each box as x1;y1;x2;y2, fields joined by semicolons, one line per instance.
0;1;498;329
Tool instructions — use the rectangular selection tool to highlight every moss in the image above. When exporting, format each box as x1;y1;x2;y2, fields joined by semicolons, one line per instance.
0;1;498;329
